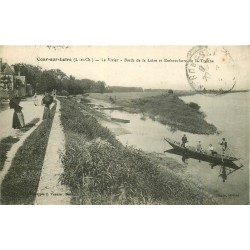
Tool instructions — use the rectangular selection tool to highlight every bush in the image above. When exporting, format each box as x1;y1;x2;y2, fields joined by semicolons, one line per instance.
188;102;200;110
80;97;91;103
59;90;69;96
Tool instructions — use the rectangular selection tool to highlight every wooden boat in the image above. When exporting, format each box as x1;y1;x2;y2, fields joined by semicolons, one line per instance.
164;137;238;164
101;106;124;110
111;117;130;123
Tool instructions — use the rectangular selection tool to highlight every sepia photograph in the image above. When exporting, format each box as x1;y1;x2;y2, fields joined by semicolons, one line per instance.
0;45;249;205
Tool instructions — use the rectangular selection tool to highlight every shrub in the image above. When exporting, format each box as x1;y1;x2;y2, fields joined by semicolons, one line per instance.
188;102;200;110
80;97;91;103
60;90;69;96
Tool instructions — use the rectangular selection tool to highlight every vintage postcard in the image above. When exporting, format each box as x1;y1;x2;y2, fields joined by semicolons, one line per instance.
0;45;249;205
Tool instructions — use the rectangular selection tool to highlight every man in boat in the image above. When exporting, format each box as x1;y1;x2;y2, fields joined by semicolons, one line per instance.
181;134;187;147
196;141;202;152
209;144;217;156
219;138;228;155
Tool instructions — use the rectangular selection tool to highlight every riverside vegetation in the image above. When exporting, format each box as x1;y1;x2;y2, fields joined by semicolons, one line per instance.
89;92;217;134
59;97;217;204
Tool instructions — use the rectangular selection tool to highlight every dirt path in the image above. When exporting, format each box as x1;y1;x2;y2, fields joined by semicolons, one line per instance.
34;100;71;205
0;96;43;141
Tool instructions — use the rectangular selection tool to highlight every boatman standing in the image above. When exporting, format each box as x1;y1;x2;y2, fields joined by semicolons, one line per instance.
196;141;202;152
219;138;228;155
181;134;188;147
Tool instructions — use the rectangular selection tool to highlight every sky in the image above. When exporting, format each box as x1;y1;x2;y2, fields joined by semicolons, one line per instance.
0;45;249;90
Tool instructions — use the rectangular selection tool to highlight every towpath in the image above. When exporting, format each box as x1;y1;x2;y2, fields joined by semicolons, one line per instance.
34;99;71;205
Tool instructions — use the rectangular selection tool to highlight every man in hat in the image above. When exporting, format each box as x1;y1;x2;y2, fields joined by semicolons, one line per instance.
181;134;188;147
219;138;228;155
42;92;54;119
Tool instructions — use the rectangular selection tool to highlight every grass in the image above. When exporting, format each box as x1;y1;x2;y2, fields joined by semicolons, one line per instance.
90;92;166;101
0;119;40;171
129;94;217;134
1;104;56;205
59;97;217;204
0;136;20;171
89;90;195;102
20;118;40;132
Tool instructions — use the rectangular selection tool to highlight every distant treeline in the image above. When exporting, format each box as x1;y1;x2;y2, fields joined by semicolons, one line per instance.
144;89;168;92
13;64;146;95
106;86;143;92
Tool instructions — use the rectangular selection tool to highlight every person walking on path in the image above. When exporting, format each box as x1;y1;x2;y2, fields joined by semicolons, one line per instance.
42;92;54;119
34;93;38;106
9;97;25;129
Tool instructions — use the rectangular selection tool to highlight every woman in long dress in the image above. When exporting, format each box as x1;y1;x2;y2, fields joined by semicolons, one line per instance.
9;97;25;129
42;92;54;119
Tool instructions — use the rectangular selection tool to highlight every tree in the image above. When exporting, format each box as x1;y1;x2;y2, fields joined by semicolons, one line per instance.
13;63;108;95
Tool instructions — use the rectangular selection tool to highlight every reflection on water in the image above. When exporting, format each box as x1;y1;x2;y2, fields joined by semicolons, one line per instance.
165;148;243;183
92;92;249;204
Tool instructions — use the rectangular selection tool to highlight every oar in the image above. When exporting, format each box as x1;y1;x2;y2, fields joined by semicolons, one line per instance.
226;146;245;167
215;130;242;165
215;130;226;163
226;165;244;177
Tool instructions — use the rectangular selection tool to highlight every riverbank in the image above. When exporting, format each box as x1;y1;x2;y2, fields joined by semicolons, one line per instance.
89;92;217;134
59;96;217;204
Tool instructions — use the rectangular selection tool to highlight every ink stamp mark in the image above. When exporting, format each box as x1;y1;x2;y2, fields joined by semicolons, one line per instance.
186;46;237;95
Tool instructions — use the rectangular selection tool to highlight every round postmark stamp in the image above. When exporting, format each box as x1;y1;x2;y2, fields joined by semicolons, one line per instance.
186;46;237;95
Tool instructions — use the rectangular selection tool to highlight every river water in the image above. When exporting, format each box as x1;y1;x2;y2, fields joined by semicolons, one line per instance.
96;92;249;204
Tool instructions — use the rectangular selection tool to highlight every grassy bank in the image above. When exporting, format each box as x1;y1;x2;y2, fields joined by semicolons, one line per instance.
0;136;20;171
0;118;40;171
59;97;216;204
90;92;217;134
89;90;196;101
1;105;56;205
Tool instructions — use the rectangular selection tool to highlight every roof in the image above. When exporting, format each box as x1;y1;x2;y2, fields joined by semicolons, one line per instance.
1;63;15;75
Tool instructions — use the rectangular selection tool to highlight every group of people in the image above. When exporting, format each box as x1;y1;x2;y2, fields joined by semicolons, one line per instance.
181;134;228;155
9;91;54;129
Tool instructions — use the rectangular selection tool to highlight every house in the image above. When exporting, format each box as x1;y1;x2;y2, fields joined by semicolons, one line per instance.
0;58;26;98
